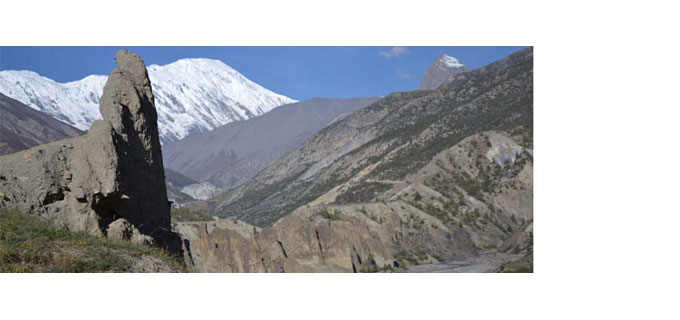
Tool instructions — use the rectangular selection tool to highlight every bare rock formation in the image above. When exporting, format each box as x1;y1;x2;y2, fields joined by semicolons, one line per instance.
176;201;477;272
0;50;181;254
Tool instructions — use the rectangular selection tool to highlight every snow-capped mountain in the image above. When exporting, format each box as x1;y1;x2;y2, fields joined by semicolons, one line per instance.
418;54;469;90
439;54;464;68
0;58;296;143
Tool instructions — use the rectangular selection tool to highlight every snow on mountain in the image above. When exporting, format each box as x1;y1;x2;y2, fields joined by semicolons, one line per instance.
0;71;106;131
418;54;469;90
0;59;296;143
439;54;464;68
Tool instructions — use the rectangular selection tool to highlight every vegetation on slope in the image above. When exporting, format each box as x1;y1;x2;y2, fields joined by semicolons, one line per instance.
497;253;533;273
0;209;183;272
207;48;533;229
334;182;392;204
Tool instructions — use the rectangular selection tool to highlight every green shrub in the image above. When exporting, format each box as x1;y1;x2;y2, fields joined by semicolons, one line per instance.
394;250;419;266
317;208;341;221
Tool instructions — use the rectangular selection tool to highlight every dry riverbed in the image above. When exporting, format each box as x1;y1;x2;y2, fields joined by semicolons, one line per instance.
406;252;525;273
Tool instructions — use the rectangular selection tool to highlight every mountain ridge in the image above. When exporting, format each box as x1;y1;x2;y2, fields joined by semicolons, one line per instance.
192;47;533;228
0;58;296;143
162;96;380;189
178;47;533;272
0;93;83;155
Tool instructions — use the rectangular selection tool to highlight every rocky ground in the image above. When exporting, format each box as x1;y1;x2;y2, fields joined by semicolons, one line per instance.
405;252;523;273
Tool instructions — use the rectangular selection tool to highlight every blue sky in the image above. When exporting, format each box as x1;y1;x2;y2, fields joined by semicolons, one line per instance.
0;46;526;100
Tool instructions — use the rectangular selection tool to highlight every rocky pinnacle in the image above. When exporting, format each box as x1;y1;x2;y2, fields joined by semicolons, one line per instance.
0;50;182;255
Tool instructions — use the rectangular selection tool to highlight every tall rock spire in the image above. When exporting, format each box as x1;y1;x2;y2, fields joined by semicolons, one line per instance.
0;50;181;255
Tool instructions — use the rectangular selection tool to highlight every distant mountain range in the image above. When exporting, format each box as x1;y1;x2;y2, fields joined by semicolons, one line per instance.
163;97;380;189
0;58;296;143
0;48;533;273
419;54;469;90
175;47;533;274
192;48;533;229
0;93;83;155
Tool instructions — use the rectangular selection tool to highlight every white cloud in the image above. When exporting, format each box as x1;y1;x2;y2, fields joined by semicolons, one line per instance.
378;46;409;58
395;70;412;80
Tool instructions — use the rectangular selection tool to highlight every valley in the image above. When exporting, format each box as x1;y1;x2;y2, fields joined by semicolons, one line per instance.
174;47;533;272
0;47;533;273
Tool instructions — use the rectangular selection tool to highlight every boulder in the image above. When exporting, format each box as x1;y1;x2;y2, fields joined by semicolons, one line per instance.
107;218;135;240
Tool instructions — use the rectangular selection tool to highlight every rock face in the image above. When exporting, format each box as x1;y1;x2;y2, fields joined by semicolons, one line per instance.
0;50;181;254
177;201;478;273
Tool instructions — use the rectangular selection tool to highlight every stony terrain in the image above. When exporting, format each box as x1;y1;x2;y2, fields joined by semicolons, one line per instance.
0;93;83;155
0;50;182;255
406;252;524;273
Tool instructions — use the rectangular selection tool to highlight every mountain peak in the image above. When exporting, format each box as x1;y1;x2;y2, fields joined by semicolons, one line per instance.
0;58;296;143
419;54;470;90
438;54;464;68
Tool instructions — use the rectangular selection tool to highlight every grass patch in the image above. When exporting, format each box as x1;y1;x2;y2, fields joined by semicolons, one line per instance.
0;209;183;272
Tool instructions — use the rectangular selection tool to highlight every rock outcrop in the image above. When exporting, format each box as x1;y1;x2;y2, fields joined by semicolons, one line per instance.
176;201;477;272
0;50;182;254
